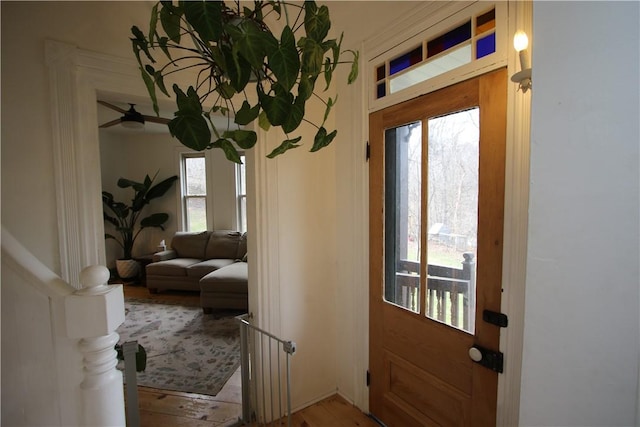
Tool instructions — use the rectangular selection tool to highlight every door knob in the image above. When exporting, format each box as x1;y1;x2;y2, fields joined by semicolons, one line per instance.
468;346;483;362
468;345;504;373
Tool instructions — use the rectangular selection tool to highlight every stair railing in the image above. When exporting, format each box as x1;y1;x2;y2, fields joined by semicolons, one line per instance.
235;314;297;426
1;226;126;426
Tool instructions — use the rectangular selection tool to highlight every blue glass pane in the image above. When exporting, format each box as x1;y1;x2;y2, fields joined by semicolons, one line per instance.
428;21;471;58
476;33;496;59
376;65;386;81
389;46;423;75
377;82;386;98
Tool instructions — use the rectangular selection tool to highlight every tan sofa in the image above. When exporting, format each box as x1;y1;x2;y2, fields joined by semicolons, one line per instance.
145;230;248;313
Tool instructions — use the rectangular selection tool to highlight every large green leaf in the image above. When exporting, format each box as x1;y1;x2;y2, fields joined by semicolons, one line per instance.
298;73;316;101
235;101;260;125
144;65;169;98
157;37;173;61
323;57;333;90
149;3;159;42
310;126;337;152
323;95;337;124
131;26;154;63
140;213;170;228
258;86;294;127
299;37;324;75
266;136;302;158
227;19;278;70
168;114;211;151
304;2;331;42
347;50;360;84
332;34;343;69
140;66;160;116
174;85;202;115
282;96;305;134
269;26;300;92
160;3;182;43
146;175;179;200
221;44;251;92
183;1;223;42
211;138;242;163
258;111;271;131
223;129;258;149
117;178;145;192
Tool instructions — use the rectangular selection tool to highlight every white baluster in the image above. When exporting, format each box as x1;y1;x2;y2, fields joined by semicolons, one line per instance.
65;265;126;426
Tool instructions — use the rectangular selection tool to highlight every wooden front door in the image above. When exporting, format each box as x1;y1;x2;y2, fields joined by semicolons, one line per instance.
369;68;507;426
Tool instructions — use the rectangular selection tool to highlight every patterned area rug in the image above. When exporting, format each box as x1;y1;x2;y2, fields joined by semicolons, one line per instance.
117;298;243;396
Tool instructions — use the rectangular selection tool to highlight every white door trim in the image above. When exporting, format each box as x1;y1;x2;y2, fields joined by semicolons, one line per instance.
44;40;274;329
46;40;149;287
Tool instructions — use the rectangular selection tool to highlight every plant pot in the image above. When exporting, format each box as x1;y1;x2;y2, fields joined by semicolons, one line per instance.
116;259;140;282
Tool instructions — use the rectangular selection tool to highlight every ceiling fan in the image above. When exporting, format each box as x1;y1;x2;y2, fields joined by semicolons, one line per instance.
98;100;171;129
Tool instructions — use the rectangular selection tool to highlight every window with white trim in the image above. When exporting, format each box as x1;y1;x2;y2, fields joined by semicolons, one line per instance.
236;154;247;233
181;153;207;232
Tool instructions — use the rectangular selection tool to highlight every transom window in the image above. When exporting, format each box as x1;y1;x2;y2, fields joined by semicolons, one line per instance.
374;6;498;100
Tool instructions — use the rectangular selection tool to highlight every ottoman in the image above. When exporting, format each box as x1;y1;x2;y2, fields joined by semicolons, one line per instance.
199;261;248;313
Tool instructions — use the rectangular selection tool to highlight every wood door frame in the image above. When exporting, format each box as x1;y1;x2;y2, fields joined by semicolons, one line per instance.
369;69;507;426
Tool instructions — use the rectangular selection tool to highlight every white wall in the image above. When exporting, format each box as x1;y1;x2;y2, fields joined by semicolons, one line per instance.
1;1;158;276
520;2;640;426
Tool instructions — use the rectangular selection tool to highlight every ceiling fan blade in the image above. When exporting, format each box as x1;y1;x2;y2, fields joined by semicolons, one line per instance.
97;100;127;114
144;115;172;125
99;118;123;128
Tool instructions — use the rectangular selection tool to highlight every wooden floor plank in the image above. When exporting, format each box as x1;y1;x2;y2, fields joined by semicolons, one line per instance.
318;395;378;426
136;388;239;423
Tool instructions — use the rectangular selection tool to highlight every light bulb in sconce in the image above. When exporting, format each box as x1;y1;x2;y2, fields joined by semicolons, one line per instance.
511;30;532;92
513;31;529;52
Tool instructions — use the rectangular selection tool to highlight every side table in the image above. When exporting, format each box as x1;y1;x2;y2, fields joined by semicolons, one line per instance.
133;254;154;286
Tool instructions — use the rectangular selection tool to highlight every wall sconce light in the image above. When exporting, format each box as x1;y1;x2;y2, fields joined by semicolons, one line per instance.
511;30;532;92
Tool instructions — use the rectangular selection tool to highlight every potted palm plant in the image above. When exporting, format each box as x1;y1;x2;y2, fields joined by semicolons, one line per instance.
103;172;178;280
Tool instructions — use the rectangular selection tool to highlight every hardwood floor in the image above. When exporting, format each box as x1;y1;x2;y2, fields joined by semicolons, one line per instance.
121;285;378;426
134;371;243;426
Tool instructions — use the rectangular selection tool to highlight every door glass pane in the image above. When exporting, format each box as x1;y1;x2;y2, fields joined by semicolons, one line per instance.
426;108;479;333
384;122;422;313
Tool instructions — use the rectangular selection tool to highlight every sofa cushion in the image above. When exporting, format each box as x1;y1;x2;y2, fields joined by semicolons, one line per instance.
171;231;210;259
146;258;202;277
204;231;241;260
200;262;248;294
186;258;236;278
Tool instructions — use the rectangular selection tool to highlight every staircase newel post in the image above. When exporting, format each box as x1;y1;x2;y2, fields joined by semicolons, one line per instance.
65;265;126;426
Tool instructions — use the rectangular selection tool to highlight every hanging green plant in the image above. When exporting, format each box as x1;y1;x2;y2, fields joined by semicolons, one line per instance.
131;0;359;163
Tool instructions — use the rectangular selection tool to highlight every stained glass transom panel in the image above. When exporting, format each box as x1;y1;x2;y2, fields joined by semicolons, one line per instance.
374;6;498;100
